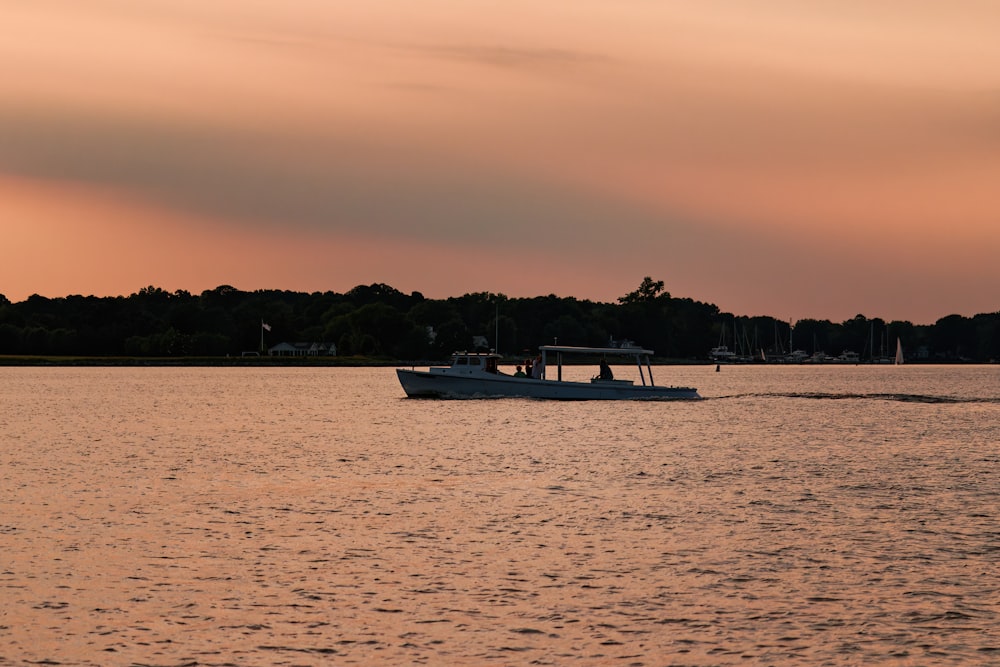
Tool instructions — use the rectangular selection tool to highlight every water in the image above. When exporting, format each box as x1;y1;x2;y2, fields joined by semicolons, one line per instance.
1;365;998;665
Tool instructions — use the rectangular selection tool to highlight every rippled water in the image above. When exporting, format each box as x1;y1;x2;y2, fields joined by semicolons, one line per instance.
1;365;998;666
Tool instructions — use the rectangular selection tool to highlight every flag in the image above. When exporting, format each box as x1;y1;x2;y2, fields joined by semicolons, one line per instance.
262;321;271;331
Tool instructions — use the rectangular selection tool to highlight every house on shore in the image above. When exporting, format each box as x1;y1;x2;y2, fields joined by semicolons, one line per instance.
268;342;337;357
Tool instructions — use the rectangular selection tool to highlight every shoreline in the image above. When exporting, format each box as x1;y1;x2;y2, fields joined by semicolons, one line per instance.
0;354;703;367
0;355;400;367
0;355;984;367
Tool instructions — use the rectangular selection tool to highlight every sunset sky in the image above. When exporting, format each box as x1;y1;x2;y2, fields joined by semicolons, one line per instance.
2;1;998;324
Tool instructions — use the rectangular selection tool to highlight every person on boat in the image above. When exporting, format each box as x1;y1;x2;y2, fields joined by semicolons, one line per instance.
513;365;526;377
598;359;614;380
531;355;544;379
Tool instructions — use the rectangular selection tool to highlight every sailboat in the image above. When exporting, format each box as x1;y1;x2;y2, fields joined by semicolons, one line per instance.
894;338;904;365
710;322;737;363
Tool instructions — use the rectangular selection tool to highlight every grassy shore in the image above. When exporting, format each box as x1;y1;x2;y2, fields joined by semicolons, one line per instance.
0;354;707;367
0;355;403;367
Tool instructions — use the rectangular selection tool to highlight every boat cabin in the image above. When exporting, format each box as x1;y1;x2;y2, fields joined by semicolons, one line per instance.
446;352;501;375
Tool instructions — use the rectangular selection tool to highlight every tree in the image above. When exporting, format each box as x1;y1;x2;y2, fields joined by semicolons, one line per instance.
618;277;666;304
2;281;997;361
973;313;1000;361
932;314;975;360
0;323;22;353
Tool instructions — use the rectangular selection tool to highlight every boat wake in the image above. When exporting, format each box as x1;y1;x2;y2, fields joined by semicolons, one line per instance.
710;392;1000;404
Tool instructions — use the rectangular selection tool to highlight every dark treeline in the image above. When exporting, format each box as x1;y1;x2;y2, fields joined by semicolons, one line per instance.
0;278;997;362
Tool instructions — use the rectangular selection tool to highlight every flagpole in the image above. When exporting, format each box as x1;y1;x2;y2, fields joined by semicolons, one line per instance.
260;320;272;354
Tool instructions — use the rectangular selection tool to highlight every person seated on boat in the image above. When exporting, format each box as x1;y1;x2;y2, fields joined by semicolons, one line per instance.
524;358;533;377
598;359;614;380
513;365;526;377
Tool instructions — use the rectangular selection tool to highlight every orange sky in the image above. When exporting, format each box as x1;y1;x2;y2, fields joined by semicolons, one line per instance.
1;1;998;324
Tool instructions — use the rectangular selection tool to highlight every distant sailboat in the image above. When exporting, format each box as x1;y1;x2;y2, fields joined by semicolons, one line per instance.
894;338;904;365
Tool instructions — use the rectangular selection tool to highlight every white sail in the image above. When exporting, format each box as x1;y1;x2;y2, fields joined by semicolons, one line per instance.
894;338;904;365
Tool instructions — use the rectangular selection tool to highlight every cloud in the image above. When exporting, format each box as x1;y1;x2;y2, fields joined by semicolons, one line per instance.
0;107;696;256
2;1;998;321
413;43;609;71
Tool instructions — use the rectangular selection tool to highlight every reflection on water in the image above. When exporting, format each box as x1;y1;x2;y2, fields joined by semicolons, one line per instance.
1;366;998;665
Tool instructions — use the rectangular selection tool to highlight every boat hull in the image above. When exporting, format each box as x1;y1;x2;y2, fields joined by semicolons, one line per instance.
396;369;699;400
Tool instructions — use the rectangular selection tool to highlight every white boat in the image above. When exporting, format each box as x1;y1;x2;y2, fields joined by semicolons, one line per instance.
709;345;737;363
396;345;700;400
837;350;861;364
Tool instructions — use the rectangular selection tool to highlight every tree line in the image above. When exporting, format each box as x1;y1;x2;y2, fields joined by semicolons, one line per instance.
0;278;997;362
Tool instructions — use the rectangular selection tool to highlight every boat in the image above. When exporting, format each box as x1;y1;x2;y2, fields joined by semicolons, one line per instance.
895;338;904;365
396;345;700;400
709;345;737;363
709;320;754;363
837;350;861;364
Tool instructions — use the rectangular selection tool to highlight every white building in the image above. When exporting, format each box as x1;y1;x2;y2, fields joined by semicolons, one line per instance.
268;342;337;357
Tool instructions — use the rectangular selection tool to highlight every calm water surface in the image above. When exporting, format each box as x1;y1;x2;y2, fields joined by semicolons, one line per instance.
1;365;998;666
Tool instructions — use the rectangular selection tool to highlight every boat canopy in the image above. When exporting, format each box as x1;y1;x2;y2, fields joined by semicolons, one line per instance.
538;344;657;385
538;345;654;356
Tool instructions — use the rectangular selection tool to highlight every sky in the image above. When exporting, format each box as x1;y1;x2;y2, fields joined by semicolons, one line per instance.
1;1;998;324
